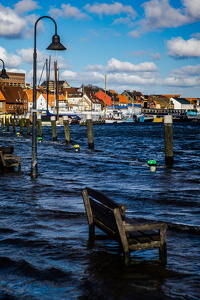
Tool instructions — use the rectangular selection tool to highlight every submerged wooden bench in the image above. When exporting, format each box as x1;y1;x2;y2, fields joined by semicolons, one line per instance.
82;187;167;266
0;150;21;169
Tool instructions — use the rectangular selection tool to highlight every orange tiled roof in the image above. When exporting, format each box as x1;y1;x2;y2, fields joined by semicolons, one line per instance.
47;94;55;107
109;90;117;94
95;90;112;106
0;91;6;101
185;98;197;101
162;95;181;98
117;94;129;104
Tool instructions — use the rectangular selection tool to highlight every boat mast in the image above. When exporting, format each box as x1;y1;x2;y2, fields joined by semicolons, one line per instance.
54;60;59;119
46;56;51;113
104;75;107;118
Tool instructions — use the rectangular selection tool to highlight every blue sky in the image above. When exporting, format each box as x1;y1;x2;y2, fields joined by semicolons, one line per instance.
1;0;200;97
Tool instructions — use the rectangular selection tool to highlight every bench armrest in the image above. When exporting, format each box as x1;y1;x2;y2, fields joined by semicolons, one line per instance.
124;222;167;232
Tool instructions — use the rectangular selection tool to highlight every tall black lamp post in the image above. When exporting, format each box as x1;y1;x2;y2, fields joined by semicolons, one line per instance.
0;59;9;79
31;16;66;178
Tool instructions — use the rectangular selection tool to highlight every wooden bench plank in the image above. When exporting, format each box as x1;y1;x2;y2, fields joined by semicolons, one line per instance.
90;199;119;232
86;187;127;219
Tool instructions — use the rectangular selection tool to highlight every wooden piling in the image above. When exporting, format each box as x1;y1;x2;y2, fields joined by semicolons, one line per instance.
86;113;94;149
63;116;70;143
5;116;10;132
37;114;43;138
164;115;174;166
51;116;57;141
26;115;31;136
0;117;4;131
11;116;16;133
19;116;24;135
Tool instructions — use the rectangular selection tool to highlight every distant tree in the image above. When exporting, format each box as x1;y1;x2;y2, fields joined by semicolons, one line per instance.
83;84;103;93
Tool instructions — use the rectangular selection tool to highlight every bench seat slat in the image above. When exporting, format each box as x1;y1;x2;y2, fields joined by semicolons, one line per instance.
129;240;162;250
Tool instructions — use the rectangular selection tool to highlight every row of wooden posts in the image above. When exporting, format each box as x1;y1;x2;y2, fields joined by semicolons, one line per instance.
0;114;173;165
0;114;95;150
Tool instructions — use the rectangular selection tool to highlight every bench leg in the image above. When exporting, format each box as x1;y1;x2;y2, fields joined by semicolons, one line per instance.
159;242;167;264
159;228;167;264
88;224;95;247
124;250;131;266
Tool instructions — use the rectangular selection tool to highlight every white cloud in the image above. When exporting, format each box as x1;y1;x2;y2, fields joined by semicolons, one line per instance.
0;46;22;68
163;63;200;88
17;48;34;64
107;58;158;72
60;58;161;89
104;73;159;86
113;17;134;25
17;48;68;71
49;4;88;20
59;70;77;79
17;48;47;67
14;0;41;15
171;64;200;77
84;2;137;18
151;53;162;60
167;37;200;58
59;57;200;93
183;0;200;19
129;0;200;38
131;51;147;57
163;76;200;87
0;3;40;39
0;4;26;38
84;64;105;71
190;32;200;39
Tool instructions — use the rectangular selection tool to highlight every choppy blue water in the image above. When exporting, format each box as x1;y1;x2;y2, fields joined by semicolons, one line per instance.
0;122;199;299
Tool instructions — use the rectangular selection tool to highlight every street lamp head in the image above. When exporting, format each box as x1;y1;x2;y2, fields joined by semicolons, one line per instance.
0;68;9;79
46;34;66;51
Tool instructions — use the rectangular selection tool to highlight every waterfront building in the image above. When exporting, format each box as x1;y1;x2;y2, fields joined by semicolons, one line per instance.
0;84;28;115
170;97;194;110
0;72;25;88
41;80;70;92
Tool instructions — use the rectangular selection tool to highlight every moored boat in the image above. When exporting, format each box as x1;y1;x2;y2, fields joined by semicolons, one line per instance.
104;118;126;123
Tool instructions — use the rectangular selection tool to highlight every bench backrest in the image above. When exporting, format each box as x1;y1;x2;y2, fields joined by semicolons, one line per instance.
84;187;127;217
82;187;127;239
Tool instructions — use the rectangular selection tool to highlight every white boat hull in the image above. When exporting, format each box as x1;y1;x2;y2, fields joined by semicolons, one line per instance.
104;118;126;123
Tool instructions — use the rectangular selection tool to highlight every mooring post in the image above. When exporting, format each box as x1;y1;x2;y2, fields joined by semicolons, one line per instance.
37;114;43;138
5;116;10;132
19;116;24;135
11;116;16;133
51;116;57;141
63;115;70;143
26;115;31;136
164;115;174;166
86;113;94;150
0;117;4;131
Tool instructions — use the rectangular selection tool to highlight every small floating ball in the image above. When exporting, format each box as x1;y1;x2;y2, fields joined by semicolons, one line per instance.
74;144;80;152
37;137;43;143
147;160;157;172
147;160;157;166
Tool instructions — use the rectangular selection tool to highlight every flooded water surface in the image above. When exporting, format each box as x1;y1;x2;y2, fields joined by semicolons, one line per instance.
0;122;199;299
